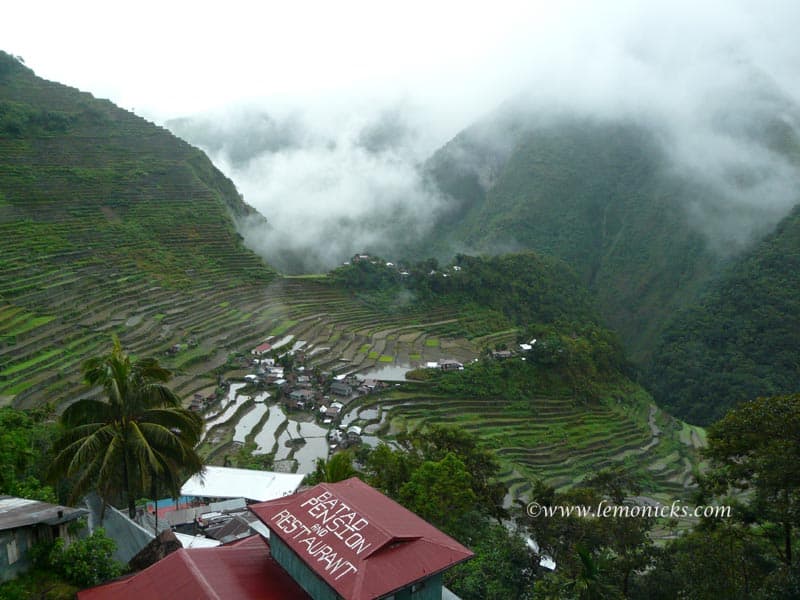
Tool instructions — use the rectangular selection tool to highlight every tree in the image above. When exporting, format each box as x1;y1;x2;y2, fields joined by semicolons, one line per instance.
306;451;357;485
445;523;536;600
49;337;204;517
0;407;57;502
363;442;419;497
524;470;655;599
404;425;507;521
398;452;479;539
703;393;800;568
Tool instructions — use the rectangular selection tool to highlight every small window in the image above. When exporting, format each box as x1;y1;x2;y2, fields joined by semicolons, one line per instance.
412;581;426;593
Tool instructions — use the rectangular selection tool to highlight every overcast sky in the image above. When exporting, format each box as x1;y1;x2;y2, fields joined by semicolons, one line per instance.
4;1;796;131
4;1;800;271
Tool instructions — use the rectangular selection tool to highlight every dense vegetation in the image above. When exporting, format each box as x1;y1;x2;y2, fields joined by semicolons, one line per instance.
422;115;724;364
0;406;57;502
328;252;596;338
649;204;800;424
309;393;800;598
422;106;800;428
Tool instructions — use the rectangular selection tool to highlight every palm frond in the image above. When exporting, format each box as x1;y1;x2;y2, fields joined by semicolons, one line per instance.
60;398;115;428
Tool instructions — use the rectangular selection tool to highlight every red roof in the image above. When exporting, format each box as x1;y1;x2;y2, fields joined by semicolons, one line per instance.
253;342;272;353
77;535;310;600
249;477;474;600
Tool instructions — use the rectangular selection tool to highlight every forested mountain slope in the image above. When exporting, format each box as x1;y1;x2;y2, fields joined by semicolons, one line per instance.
649;203;800;424
424;115;726;364
423;104;800;424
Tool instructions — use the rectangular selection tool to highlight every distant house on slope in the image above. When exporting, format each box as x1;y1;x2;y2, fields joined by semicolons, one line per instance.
252;342;273;356
0;496;87;582
330;380;353;397
438;359;463;371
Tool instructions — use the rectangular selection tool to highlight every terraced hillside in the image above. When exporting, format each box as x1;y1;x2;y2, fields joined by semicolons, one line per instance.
346;382;705;501
0;51;281;407
0;51;702;501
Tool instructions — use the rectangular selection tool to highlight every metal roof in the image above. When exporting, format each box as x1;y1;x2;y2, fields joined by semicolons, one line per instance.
180;466;305;502
173;533;221;549
0;496;87;531
78;535;310;600
249;478;474;600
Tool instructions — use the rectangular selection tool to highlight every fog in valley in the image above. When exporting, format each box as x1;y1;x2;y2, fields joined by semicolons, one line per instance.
6;0;800;272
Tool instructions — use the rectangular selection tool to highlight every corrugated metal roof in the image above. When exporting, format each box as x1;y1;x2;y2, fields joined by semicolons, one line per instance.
180;466;305;502
0;495;87;531
77;535;310;600
249;478;474;600
173;533;221;549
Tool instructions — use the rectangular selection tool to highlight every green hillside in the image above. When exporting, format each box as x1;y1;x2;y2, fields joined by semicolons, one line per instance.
0;50;278;407
327;251;596;337
0;52;703;500
424;115;726;364
649;203;800;424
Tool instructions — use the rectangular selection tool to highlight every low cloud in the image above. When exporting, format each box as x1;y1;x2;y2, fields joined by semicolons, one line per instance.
174;105;446;273
167;0;800;269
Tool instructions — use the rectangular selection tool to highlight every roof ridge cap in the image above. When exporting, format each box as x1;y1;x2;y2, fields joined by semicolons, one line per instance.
179;549;223;600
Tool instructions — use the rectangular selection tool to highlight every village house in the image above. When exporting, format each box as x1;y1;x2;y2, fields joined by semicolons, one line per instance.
438;359;463;371
289;388;316;409
0;496;87;582
346;425;363;442
321;401;344;420
189;393;205;411
251;341;273;356
330;380;352;397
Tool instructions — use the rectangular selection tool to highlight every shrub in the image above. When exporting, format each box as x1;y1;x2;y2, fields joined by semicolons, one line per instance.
43;528;123;588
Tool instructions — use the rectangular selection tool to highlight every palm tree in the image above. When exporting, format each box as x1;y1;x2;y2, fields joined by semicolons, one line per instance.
50;337;204;518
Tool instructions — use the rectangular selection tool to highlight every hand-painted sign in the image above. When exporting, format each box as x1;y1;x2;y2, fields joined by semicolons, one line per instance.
270;490;375;581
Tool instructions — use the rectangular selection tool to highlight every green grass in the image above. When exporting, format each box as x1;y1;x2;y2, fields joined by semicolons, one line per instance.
378;355;394;362
424;338;440;347
5;315;55;336
270;320;298;336
0;348;62;378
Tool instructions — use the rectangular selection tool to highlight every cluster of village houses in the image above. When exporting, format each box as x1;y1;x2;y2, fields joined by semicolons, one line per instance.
189;340;393;452
347;253;464;279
